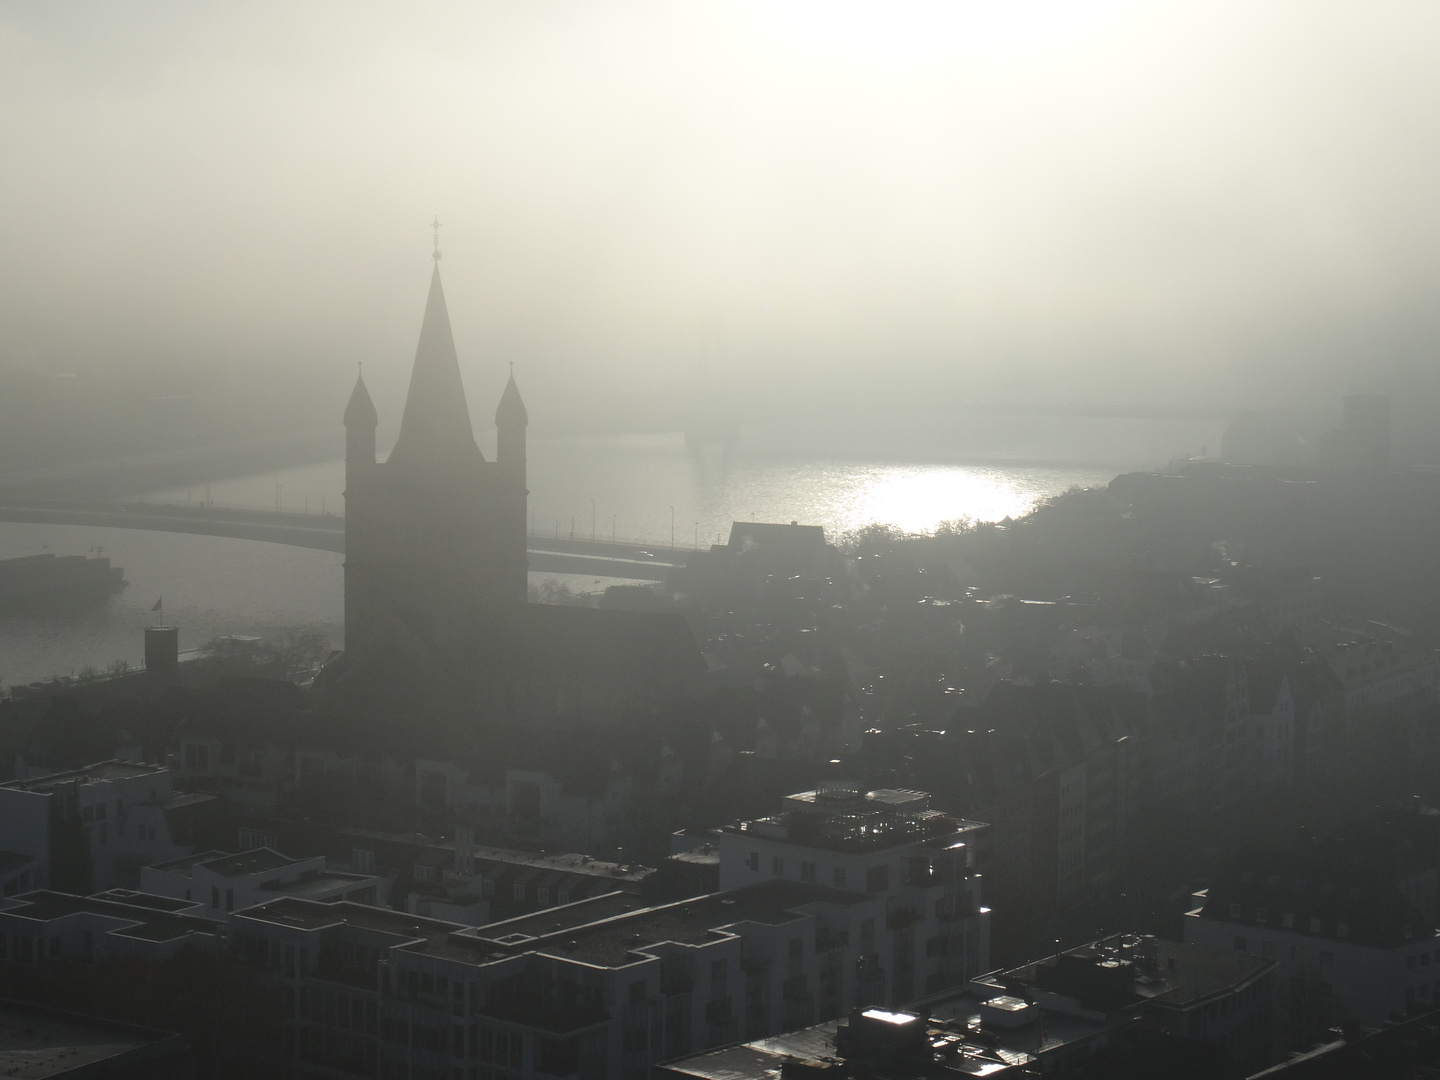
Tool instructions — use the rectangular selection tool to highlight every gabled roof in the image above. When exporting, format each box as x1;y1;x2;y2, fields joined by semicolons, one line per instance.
386;264;484;473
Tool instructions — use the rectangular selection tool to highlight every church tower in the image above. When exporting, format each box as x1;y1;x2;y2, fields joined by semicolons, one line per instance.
341;255;529;670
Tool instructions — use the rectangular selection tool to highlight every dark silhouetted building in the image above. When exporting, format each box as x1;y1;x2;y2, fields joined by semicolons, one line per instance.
342;263;528;664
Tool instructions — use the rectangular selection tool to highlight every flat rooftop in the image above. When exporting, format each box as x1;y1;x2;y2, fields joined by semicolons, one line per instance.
0;760;166;792
0;891;218;944
236;897;465;945
200;848;311;878
452;880;873;968
338;827;651;882
0;999;178;1079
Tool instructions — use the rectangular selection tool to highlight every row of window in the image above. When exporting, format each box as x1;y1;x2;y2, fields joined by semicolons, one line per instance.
745;852;890;893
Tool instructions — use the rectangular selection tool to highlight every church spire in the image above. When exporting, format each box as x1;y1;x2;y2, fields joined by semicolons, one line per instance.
386;262;484;473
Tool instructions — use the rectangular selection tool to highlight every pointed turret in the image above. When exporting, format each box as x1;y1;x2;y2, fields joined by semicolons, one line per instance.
386;264;484;473
344;368;378;429
344;367;377;476
496;366;527;477
496;367;528;428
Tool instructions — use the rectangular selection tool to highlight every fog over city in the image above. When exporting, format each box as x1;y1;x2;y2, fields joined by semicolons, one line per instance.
12;6;1440;1076
5;0;1440;435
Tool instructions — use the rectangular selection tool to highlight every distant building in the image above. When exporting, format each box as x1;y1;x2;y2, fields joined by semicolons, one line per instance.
1320;394;1392;474
1316;634;1437;718
0;761;216;893
140;848;387;920
676;521;843;607
717;784;991;1000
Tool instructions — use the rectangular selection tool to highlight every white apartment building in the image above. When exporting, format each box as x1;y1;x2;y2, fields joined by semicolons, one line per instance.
0;760;214;891
233;880;896;1080
717;784;990;1001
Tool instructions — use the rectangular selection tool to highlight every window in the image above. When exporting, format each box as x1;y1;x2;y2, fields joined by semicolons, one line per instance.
514;884;526;901
1255;907;1267;924
537;888;550;905
711;959;727;982
748;852;760;872
1282;912;1294;929
225;889;234;912
1262;940;1275;958
771;856;785;877
800;861;816;883
211;886;220;909
1309;917;1323;933
833;867;847;889
788;938;803;961
1235;936;1248;953
1337;922;1349;940
557;889;570;905
1229;902;1241;918
866;865;890;894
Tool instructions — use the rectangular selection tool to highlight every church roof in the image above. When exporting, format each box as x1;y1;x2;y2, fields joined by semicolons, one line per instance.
387;264;485;472
496;370;528;427
344;370;378;428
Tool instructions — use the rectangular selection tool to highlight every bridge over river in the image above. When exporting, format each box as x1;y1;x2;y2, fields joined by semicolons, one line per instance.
0;501;683;582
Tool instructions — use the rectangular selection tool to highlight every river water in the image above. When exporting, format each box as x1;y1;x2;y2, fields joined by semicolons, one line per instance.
0;420;1221;686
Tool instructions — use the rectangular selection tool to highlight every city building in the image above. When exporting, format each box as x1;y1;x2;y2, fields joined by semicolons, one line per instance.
231;875;923;1080
0;889;221;964
717;784;991;1000
0;761;216;892
1185;848;1440;1026
660;934;1277;1080
140;848;388;921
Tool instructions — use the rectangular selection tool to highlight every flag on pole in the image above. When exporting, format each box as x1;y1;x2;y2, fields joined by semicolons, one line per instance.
151;598;163;612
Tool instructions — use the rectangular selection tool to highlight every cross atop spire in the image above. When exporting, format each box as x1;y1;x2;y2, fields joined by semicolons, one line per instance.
431;216;443;263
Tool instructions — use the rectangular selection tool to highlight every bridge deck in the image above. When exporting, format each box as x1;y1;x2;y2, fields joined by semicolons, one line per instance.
0;502;684;581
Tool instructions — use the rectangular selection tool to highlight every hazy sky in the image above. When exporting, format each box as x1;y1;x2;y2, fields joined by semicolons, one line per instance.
3;1;1440;429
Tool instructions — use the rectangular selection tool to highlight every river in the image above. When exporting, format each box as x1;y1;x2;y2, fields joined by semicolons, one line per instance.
0;420;1222;686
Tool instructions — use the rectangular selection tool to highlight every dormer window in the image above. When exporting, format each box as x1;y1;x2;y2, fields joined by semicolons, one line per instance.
1255;908;1268;924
